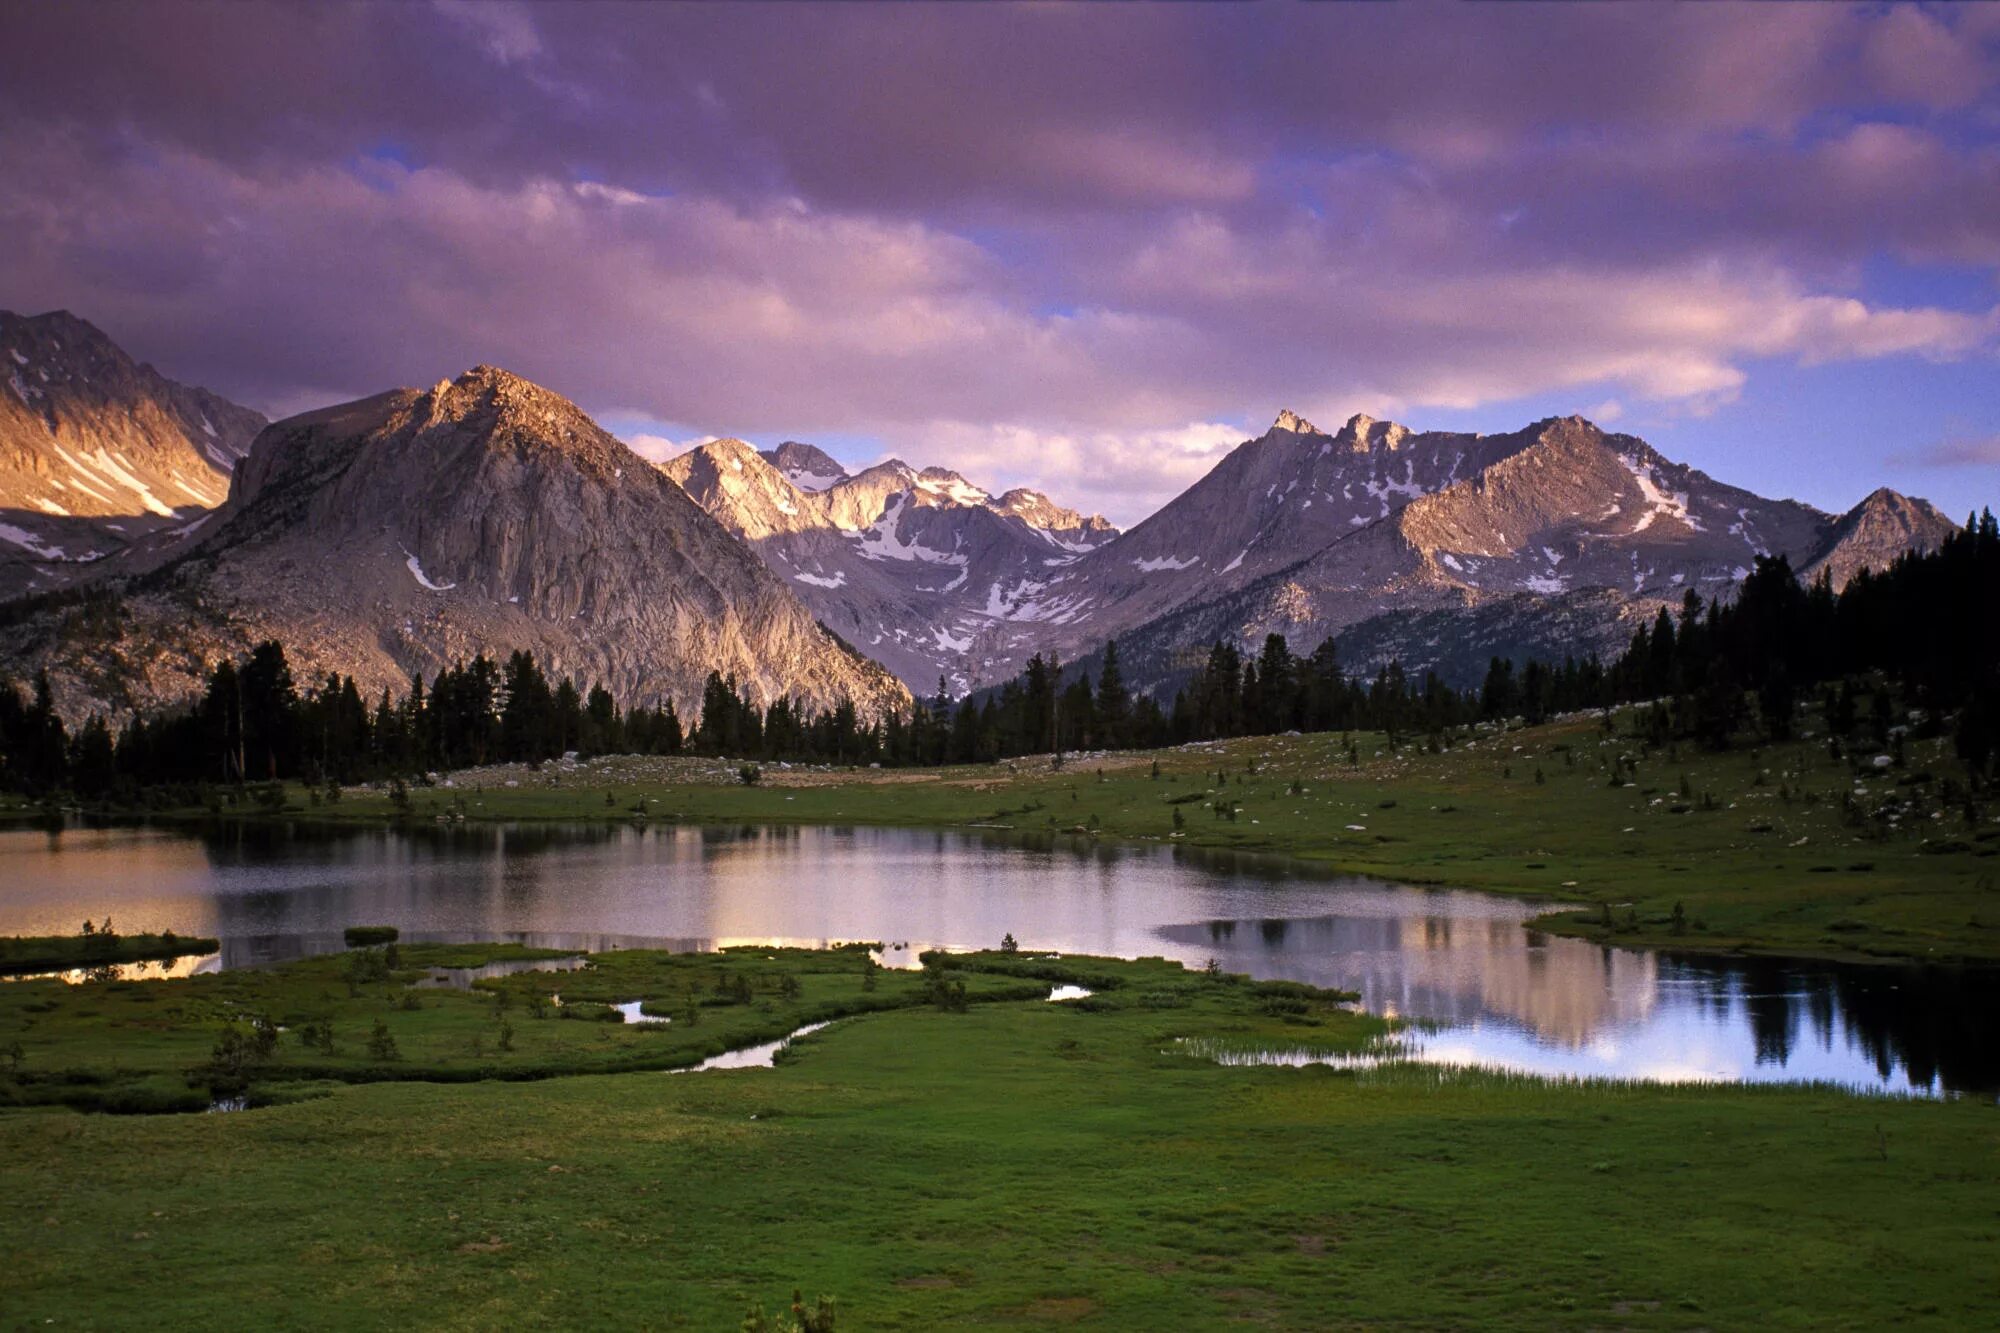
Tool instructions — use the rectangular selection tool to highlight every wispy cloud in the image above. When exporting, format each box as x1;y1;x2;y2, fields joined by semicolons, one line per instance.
1894;431;2000;469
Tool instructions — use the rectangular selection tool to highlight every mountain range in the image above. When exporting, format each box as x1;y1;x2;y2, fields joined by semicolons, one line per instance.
0;310;1962;720
1;346;905;720
661;437;1116;691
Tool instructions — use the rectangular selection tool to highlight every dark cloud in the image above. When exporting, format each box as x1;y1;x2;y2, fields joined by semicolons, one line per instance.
1;0;1996;522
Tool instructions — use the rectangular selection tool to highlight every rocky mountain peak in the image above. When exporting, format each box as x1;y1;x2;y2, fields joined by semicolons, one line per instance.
1333;412;1411;453
1271;409;1321;436
914;466;989;507
1801;486;1958;590
0;308;267;598
762;441;848;491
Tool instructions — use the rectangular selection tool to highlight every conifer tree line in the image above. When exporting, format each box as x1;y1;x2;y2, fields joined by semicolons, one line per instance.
1;510;1994;798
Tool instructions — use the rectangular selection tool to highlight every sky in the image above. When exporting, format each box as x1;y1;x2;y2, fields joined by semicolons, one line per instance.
1;0;1996;528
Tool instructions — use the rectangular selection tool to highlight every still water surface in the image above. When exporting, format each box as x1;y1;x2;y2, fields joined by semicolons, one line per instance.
1;821;1989;1096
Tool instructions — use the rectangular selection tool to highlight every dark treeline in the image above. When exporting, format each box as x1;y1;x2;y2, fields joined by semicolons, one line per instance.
2;511;1995;798
0;648;688;800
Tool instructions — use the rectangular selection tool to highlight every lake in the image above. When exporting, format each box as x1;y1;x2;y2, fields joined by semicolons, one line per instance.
1;820;1990;1096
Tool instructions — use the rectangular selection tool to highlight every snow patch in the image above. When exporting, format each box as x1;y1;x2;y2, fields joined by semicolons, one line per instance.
1221;549;1249;573
404;550;456;592
793;570;846;589
916;475;989;506
785;468;844;492
0;523;69;560
1523;574;1567;594
853;494;968;566
7;348;26;366
1620;454;1695;532
1132;555;1198;572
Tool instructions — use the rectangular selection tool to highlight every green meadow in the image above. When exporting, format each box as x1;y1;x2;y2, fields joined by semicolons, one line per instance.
0;944;1994;1329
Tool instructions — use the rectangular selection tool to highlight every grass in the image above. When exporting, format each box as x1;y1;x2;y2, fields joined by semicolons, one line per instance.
0;942;1073;1112
30;704;1990;966
0;945;1993;1328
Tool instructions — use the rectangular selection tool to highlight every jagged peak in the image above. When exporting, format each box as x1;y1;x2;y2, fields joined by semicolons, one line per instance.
847;458;917;484
765;439;847;470
690;435;762;458
5;308;108;340
1531;413;1609;440
1334;412;1410;452
1851;485;1924;512
1271;409;1322;436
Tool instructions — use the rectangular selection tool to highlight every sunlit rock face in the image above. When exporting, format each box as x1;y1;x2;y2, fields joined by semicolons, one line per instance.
0;309;265;600
1;366;909;722
661;438;1118;694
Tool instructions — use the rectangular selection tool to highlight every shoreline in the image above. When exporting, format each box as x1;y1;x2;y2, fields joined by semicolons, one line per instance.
5;711;1993;969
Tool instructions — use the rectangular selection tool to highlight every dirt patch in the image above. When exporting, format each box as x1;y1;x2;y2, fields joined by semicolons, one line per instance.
455;1236;510;1254
895;1275;957;1290
1023;1296;1099;1322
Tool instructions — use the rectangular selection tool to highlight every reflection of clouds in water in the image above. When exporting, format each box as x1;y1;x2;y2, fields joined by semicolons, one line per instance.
1;950;221;985
0;823;1988;1096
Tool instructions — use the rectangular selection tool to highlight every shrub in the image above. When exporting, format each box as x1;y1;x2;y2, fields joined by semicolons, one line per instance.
366;1020;400;1062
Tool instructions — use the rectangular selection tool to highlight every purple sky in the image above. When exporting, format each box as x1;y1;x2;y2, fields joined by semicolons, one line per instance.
2;1;1996;526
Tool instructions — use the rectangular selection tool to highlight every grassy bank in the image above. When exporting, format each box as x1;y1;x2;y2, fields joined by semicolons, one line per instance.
0;945;1993;1328
0;942;1088;1113
0;929;221;975
35;705;1989;966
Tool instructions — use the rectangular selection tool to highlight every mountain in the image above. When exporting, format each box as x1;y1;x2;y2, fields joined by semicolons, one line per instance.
0;310;266;600
966;412;1958;691
2;368;909;721
1800;487;1958;591
661;439;1118;691
763;441;848;492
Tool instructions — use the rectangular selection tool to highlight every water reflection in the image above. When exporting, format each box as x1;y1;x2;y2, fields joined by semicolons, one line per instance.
0;820;1990;1096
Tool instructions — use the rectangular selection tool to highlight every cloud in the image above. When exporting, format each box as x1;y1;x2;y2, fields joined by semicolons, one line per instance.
623;432;717;466
1894;431;2000;469
432;0;543;67
2;3;1998;523
910;420;1251;528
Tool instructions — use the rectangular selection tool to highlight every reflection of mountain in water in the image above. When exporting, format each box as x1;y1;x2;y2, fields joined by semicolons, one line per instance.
1160;915;1659;1044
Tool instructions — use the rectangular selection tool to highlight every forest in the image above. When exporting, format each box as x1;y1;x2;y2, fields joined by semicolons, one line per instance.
1;510;1994;798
